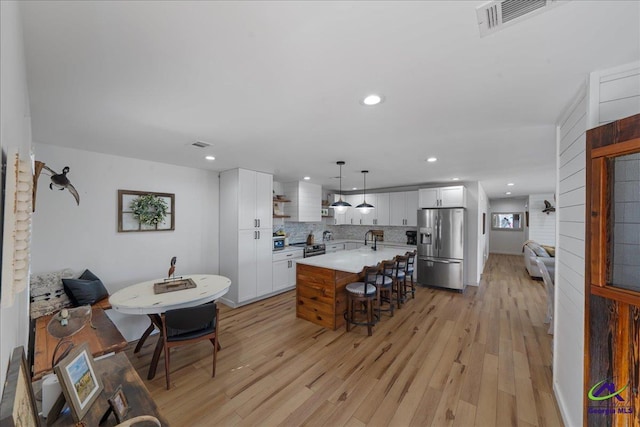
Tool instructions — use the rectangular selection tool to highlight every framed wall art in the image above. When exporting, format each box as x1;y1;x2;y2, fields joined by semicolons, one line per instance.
54;343;103;422
118;189;175;232
0;346;40;427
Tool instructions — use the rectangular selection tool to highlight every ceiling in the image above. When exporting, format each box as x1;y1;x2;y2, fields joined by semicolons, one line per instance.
19;1;640;199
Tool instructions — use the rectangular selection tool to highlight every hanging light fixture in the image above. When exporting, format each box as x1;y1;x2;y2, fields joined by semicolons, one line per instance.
330;161;351;213
356;170;374;214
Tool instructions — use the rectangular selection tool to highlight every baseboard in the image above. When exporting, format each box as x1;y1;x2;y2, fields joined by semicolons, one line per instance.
218;286;295;309
489;251;524;256
553;383;577;427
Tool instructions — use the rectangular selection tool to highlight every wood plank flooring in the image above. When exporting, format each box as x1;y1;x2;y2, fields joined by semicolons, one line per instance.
125;254;563;426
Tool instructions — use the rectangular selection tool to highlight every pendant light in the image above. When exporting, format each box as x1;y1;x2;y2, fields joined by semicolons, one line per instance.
356;170;374;214
330;161;351;213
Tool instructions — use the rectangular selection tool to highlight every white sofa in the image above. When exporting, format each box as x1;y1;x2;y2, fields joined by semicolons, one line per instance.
523;241;555;278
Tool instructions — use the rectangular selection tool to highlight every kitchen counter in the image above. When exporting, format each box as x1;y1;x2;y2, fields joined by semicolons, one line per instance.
295;246;409;330
296;247;407;273
323;239;416;249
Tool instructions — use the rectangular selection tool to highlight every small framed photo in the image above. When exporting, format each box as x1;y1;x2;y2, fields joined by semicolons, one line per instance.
108;385;129;423
54;343;103;422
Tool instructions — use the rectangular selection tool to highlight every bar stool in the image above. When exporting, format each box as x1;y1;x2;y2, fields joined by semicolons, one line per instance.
344;266;379;336
378;260;396;318
392;255;408;308
404;251;416;300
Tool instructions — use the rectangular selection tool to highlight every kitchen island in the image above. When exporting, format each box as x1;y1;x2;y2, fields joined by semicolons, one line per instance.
295;247;409;330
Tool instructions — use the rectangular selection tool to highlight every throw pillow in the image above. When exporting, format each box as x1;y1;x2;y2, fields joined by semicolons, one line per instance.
62;269;109;306
541;245;556;257
30;268;74;319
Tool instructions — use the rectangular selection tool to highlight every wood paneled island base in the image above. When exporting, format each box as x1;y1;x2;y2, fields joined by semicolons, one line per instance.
296;263;360;330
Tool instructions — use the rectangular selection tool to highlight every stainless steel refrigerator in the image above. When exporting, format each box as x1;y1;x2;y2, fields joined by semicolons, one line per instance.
417;208;465;291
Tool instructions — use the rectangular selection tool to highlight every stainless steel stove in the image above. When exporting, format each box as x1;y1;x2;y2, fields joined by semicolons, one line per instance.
290;242;326;257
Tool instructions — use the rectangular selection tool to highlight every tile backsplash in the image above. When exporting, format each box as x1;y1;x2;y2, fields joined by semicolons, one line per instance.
274;221;417;245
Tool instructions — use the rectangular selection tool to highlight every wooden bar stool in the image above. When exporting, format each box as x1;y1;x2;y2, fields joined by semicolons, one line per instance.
344;267;379;336
404;250;417;300
392;255;408;308
378;260;396;318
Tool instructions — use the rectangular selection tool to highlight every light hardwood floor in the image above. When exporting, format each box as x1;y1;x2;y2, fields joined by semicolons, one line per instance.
125;254;563;426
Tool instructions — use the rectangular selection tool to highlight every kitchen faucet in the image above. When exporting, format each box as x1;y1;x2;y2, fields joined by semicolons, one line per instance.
364;230;377;251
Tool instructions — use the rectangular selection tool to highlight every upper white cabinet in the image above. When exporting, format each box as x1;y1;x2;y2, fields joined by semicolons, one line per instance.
238;169;273;229
283;181;322;222
373;193;390;226
418;186;466;208
390;191;418;226
331;194;349;225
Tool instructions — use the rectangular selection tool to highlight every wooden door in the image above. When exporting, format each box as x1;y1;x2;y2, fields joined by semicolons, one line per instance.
585;113;640;427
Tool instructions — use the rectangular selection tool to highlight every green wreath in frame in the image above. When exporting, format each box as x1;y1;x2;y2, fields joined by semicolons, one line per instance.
130;194;168;226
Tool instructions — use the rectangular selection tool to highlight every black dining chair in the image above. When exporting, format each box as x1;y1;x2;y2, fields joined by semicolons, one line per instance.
161;303;219;390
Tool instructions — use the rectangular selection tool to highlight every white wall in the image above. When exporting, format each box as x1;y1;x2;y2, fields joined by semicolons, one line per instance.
528;193;556;245
555;83;588;427
0;0;32;396
554;61;640;427
31;144;220;340
488;197;528;255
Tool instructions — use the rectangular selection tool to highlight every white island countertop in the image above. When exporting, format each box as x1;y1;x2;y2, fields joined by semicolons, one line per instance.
296;247;410;274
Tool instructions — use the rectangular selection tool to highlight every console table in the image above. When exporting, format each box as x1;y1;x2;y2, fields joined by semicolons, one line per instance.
35;352;168;426
32;307;127;381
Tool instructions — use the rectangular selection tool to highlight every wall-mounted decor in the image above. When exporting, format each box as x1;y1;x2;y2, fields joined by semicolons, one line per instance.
1;148;33;308
118;190;175;232
34;162;80;206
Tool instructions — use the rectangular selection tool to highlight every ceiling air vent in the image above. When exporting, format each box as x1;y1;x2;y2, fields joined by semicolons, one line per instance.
191;141;211;148
477;0;568;37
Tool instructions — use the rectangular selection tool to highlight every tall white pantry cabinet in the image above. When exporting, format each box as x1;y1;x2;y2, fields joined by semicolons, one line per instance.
219;168;273;307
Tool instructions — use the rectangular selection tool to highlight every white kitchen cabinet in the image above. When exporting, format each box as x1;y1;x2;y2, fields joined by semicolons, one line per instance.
219;168;274;307
346;194;362;225
238;168;273;229
283;181;322;222
237;229;273;301
372;193;390;226
389;191;418;226
418;186;466;208
331;194;349;225
273;249;304;292
358;193;376;226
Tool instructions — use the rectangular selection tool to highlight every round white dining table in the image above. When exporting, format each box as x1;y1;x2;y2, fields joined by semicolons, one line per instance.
109;274;231;379
109;274;231;315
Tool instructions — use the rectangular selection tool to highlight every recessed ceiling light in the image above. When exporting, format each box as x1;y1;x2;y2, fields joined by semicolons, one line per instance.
205;155;215;161
303;176;311;180
426;157;437;163
452;177;460;181
506;191;512;195
362;94;383;106
352;187;358;190
507;182;515;186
